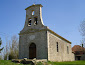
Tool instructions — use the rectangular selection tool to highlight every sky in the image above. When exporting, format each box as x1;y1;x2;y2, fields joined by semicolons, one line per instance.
0;0;85;48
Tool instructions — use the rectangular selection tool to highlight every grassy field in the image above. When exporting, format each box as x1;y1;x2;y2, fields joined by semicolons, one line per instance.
0;60;23;65
0;60;85;65
48;61;85;65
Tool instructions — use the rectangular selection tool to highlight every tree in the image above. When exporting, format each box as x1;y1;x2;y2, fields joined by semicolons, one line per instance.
80;21;85;36
80;20;85;47
9;35;19;60
4;35;19;60
0;37;4;53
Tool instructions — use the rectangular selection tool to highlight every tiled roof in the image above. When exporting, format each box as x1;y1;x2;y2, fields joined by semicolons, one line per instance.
72;45;85;53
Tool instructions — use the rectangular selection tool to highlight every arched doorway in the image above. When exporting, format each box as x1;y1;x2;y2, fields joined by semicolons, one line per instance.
29;43;36;59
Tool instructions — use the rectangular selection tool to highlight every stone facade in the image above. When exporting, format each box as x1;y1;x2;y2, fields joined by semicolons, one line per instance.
19;30;48;59
19;4;74;61
47;31;74;61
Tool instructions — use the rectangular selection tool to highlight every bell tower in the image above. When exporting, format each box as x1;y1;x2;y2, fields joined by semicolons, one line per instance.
20;4;47;34
25;4;44;27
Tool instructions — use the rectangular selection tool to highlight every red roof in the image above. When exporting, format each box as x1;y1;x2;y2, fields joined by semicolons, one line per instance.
72;45;85;53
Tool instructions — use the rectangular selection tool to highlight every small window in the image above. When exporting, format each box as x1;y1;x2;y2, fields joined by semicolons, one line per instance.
32;11;34;15
28;18;31;26
56;42;59;52
34;17;38;25
67;46;69;54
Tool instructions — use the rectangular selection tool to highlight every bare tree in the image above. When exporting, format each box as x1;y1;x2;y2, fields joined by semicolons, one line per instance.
80;20;85;47
10;35;19;58
4;35;19;60
0;37;4;53
80;21;85;36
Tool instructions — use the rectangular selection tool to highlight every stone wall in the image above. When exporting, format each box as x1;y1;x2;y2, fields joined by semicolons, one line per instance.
47;31;74;61
19;30;48;59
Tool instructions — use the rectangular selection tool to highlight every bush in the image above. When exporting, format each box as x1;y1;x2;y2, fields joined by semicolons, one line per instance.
4;50;18;60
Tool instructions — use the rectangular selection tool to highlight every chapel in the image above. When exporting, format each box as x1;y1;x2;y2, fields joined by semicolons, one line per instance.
19;4;74;61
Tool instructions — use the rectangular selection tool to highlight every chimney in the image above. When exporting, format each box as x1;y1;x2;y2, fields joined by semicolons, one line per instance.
82;44;83;47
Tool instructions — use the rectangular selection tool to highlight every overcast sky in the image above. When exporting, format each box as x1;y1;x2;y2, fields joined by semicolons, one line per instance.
0;0;85;48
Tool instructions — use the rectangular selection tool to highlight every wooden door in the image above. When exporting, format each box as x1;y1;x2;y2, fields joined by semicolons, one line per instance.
29;43;36;59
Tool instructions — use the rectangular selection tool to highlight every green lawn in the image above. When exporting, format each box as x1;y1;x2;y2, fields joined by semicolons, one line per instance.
0;60;23;65
0;60;85;65
48;61;85;65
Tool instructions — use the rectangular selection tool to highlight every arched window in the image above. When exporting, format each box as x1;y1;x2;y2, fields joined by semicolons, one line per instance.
32;11;34;15
28;18;31;26
34;17;38;25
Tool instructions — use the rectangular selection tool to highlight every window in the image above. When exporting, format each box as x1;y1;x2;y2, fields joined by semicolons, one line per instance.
32;11;34;15
57;42;59;52
67;46;69;54
34;17;38;25
28;18;31;26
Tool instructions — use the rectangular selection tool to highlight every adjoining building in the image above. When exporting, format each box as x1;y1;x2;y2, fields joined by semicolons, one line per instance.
19;4;74;61
72;45;85;60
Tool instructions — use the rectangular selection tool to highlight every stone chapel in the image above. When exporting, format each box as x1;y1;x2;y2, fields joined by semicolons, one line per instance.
19;4;74;61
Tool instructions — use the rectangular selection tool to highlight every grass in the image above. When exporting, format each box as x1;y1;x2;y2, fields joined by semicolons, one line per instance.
0;60;85;65
0;60;23;65
48;61;85;65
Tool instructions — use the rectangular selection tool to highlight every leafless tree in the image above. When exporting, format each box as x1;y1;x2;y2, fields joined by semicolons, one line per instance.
4;35;19;60
10;35;19;59
0;37;4;53
80;20;85;47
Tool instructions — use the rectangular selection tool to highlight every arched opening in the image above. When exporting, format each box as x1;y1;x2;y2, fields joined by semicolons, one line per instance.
32;10;34;15
29;43;36;59
34;17;38;25
28;18;31;26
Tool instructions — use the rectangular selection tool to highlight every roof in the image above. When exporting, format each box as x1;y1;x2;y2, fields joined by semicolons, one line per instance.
25;4;43;10
72;45;85;53
47;29;71;44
